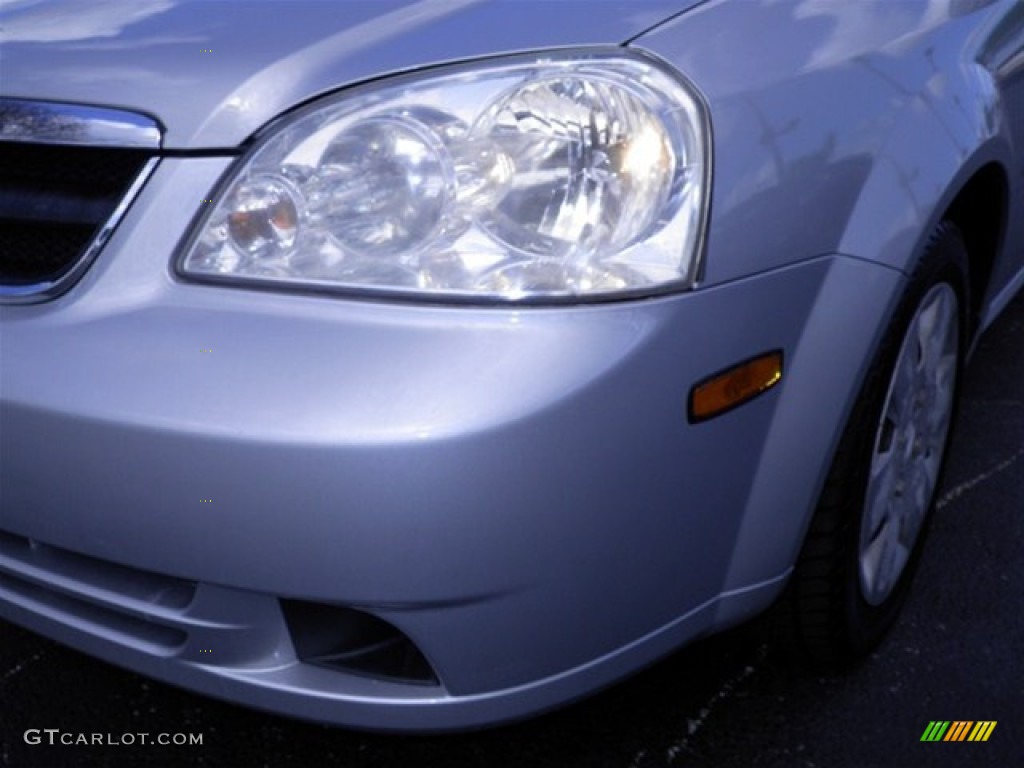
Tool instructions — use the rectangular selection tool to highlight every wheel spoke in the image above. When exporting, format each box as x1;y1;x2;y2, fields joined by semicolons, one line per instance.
916;294;941;367
904;465;929;542
886;352;915;427
860;523;886;595
864;463;893;540
929;354;957;428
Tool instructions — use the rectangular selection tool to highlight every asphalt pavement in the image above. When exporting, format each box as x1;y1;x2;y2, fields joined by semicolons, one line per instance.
2;292;1021;768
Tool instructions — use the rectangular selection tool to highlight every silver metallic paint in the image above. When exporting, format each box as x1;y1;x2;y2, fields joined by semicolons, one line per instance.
1;0;1022;730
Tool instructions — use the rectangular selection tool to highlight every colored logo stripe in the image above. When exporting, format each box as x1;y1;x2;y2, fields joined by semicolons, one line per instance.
920;721;997;742
968;722;997;742
921;721;950;741
944;721;973;741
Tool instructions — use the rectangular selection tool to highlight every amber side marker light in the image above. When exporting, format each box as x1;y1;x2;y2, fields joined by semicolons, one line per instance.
689;350;784;423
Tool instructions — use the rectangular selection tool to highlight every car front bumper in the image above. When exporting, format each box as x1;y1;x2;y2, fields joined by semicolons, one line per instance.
0;158;905;730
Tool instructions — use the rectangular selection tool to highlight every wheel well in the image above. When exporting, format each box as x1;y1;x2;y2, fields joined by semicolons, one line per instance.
942;163;1008;336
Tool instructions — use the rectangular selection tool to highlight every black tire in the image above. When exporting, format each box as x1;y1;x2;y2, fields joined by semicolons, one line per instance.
771;221;970;666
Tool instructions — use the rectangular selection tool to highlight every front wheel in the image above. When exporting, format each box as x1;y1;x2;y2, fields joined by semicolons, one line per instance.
774;222;968;664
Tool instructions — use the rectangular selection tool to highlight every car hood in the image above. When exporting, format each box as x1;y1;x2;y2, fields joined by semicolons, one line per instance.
0;0;701;149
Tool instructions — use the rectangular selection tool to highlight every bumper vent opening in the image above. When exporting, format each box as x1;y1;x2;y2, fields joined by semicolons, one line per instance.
281;599;439;686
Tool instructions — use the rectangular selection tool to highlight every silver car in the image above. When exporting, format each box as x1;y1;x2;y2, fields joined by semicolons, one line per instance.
1;0;1022;731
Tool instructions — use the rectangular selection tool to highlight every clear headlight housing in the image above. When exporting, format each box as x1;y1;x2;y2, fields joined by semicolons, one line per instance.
179;50;710;303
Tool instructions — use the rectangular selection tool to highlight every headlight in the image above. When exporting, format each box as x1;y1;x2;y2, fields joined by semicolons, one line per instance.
179;50;710;303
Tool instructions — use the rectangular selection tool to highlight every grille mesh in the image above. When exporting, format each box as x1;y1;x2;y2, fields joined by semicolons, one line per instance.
0;142;153;287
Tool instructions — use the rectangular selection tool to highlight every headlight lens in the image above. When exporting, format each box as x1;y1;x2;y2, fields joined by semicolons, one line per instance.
180;50;710;303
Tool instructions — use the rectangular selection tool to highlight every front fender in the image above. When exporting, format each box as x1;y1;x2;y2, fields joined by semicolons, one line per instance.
634;0;1020;604
633;0;1016;287
837;59;1013;279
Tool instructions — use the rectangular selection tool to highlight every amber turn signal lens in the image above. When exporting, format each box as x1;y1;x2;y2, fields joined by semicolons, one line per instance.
689;351;783;422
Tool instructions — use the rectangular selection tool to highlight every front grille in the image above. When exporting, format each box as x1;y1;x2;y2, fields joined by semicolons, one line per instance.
0;141;154;288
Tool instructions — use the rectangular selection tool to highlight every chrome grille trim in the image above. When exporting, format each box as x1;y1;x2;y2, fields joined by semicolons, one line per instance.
0;98;161;149
0;98;163;302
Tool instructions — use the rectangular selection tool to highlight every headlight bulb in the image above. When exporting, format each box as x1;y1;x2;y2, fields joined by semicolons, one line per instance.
315;116;452;258
226;176;300;258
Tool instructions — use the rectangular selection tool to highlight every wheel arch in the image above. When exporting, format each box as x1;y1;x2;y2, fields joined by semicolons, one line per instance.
941;161;1010;342
839;128;1012;344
